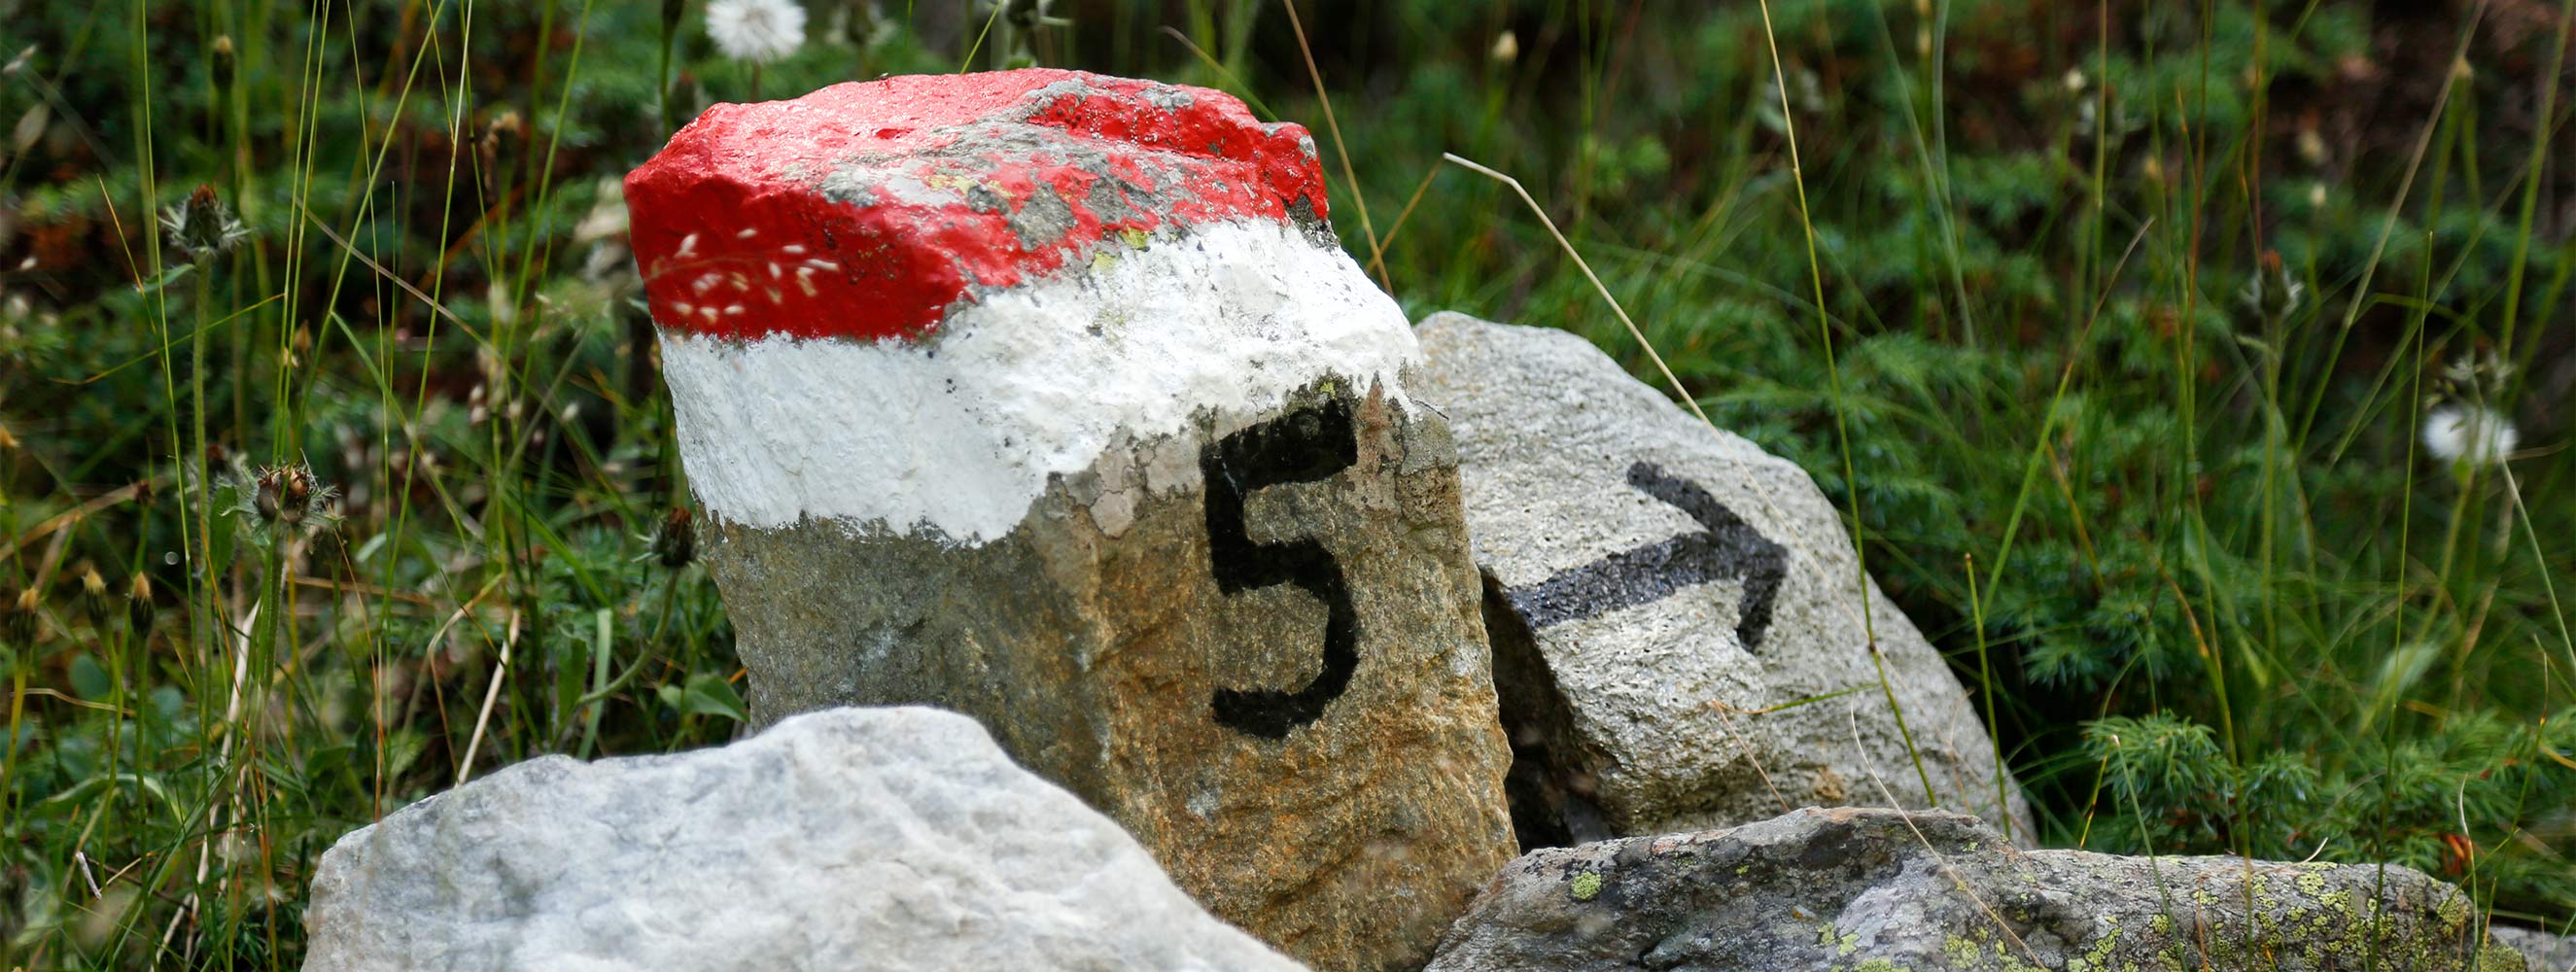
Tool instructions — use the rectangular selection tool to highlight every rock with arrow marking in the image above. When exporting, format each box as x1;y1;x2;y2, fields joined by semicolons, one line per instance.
1412;312;2034;847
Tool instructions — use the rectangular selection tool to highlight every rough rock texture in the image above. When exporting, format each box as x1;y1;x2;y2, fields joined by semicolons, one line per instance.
1427;806;2523;972
303;707;1304;972
625;68;1328;341
704;385;1517;972
627;73;1514;972
2498;926;2576;972
1412;313;2033;847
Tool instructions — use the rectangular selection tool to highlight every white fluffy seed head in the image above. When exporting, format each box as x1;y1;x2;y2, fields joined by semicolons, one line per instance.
705;0;805;64
2421;403;2518;467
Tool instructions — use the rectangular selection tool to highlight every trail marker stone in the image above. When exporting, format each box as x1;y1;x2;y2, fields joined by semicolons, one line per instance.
303;708;1305;972
623;70;1514;972
1411;313;2034;847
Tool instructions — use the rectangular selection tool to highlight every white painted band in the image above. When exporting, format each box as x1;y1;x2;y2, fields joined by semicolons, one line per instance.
657;219;1417;545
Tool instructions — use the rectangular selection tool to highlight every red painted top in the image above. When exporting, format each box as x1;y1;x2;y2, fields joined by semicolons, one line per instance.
624;69;1329;342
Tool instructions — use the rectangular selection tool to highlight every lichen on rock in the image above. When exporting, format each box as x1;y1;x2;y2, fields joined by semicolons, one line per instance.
1427;806;2524;972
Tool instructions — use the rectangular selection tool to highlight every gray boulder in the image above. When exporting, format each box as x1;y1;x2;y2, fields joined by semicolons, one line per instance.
302;707;1304;972
1413;312;2033;846
1427;806;2520;972
2498;926;2576;972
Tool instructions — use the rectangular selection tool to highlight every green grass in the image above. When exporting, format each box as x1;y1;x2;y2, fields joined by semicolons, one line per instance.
2;0;2571;966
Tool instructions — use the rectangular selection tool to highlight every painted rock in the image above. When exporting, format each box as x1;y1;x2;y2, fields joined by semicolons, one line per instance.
1410;313;2035;848
1425;807;2516;972
624;70;1514;972
304;708;1305;971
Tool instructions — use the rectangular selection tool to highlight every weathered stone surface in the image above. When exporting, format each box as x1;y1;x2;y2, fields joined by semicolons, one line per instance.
1412;312;2033;847
2498;926;2576;972
303;707;1303;972
626;72;1514;972
1427;806;2520;972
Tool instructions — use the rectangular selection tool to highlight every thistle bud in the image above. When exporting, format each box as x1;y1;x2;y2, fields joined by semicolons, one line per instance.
255;463;319;525
3;587;37;646
2243;249;2303;323
160;183;251;261
652;504;696;569
211;35;236;94
125;573;155;631
250;463;338;531
77;563;111;625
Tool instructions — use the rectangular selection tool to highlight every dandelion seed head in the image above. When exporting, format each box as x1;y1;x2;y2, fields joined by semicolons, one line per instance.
2420;403;2518;468
707;0;806;64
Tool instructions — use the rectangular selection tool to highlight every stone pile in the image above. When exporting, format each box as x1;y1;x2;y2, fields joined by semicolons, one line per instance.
296;69;2561;972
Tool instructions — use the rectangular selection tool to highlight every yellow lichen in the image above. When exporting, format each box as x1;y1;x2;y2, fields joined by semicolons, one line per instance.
1570;871;1603;901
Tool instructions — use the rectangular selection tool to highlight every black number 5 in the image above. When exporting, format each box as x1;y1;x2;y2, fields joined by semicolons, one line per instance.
1201;399;1361;740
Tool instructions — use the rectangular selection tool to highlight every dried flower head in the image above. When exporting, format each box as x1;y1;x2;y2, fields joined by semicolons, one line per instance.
2420;403;2518;468
160;184;251;261
706;0;805;64
252;462;338;528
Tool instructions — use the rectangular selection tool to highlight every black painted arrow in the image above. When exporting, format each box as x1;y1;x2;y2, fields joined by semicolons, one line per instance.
1502;461;1789;651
